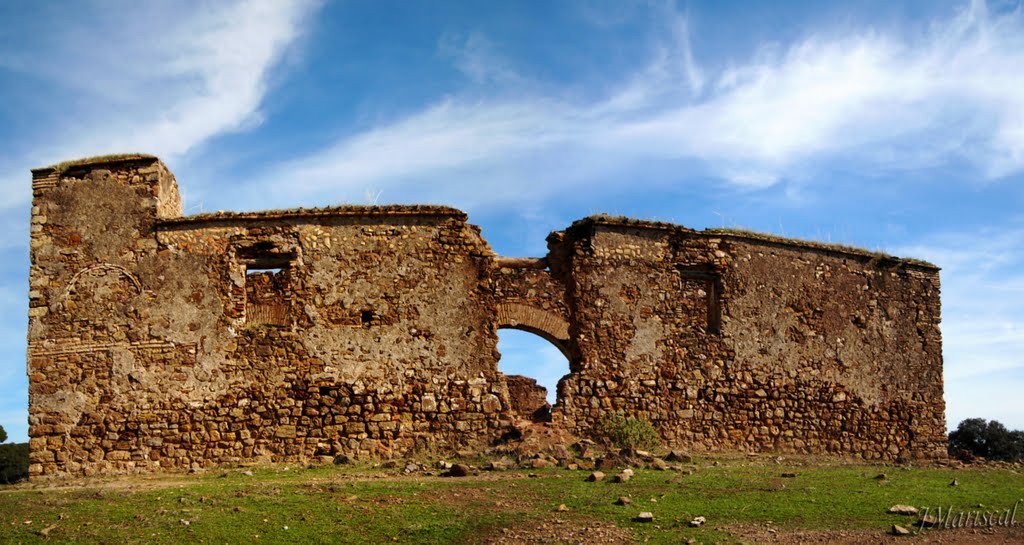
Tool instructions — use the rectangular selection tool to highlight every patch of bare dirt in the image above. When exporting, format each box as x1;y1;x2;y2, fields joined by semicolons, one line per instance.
729;522;1024;544
483;517;634;544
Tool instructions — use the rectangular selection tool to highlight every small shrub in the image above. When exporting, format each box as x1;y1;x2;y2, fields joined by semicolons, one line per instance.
595;413;660;451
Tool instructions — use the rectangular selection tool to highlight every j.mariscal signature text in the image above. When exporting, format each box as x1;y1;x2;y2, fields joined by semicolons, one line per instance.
918;499;1020;531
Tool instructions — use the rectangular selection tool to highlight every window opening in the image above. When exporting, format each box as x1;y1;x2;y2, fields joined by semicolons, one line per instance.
676;265;721;335
239;245;296;327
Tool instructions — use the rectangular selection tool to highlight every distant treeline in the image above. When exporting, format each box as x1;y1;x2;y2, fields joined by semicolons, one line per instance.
949;418;1024;462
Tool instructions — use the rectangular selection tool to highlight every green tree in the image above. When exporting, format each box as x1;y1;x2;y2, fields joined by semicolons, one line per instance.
0;443;28;484
0;424;6;444
948;418;1024;461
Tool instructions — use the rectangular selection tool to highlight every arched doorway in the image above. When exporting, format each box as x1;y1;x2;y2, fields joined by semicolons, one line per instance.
497;328;571;422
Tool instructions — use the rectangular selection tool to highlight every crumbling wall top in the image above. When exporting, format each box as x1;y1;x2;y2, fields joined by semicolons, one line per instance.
567;214;938;271
156;204;468;230
31;153;159;177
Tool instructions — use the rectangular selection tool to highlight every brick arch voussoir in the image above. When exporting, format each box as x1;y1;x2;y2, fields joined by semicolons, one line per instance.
495;302;571;358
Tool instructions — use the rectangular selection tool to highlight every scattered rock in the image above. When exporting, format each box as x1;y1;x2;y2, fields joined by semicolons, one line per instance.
649;458;669;471
572;440;595;458
437;460;452;470
242;470;254;477
635;512;654;523
404;463;422;474
950;478;959;487
874;473;887;480
179;519;191;526
888;504;919;516
36;525;56;537
445;463;471;477
665;450;692;463
918;514;939;527
615;496;631;506
780;472;798;478
333;455;351;465
892;524;912;536
688;516;706;527
595;457;618;471
530;458;552;469
614;471;632;483
586;471;606;482
556;504;570;512
486;460;509;471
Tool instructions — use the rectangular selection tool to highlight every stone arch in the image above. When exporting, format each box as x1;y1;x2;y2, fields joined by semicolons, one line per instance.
62;263;142;299
495;302;571;359
61;262;142;301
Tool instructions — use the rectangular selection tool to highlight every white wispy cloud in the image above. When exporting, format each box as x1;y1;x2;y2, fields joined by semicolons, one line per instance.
0;0;321;443
0;0;320;209
246;0;1024;209
439;32;525;87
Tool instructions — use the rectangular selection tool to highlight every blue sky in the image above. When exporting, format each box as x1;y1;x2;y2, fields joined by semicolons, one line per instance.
1;0;1023;443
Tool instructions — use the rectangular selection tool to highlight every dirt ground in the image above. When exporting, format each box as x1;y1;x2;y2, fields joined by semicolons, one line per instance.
484;522;1024;545
484;518;635;544
729;523;1024;545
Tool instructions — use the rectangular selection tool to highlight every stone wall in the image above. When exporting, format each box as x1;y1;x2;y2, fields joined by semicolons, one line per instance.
553;218;947;460
27;156;512;477
26;156;947;478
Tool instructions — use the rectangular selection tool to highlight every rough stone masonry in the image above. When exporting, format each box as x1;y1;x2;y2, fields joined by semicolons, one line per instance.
25;154;947;478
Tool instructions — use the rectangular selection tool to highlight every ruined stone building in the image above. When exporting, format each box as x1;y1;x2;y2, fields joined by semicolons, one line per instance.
26;155;947;477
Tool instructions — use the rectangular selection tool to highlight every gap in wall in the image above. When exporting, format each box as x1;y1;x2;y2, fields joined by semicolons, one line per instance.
496;328;569;406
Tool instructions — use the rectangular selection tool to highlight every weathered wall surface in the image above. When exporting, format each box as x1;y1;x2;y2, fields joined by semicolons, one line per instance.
26;156;947;478
27;156;512;477
553;218;947;460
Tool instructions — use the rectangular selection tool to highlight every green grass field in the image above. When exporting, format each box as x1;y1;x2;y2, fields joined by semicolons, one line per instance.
1;457;1021;544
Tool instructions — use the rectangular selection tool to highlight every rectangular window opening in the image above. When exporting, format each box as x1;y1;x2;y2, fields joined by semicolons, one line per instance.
243;252;294;327
677;265;722;335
